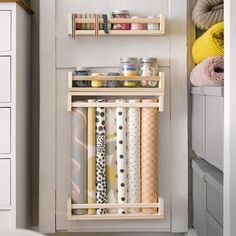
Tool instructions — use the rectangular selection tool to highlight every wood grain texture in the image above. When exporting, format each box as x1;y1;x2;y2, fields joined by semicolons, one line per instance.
0;0;34;14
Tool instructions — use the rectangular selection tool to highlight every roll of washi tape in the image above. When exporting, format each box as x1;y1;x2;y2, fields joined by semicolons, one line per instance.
131;16;143;30
71;106;87;215
141;98;158;214
127;99;141;213
147;16;159;30
87;99;96;215
116;99;127;214
81;14;86;30
106;101;118;213
91;72;104;87
75;14;81;30
96;100;107;214
102;14;109;34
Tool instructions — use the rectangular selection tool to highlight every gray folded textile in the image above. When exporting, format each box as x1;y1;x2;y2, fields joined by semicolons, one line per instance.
192;0;224;30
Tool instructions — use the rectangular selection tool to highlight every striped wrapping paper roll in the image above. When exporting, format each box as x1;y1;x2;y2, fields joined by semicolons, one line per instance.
87;100;96;215
96;100;107;214
105;103;118;213
127;99;141;213
116;99;127;214
71;107;87;215
141;99;158;214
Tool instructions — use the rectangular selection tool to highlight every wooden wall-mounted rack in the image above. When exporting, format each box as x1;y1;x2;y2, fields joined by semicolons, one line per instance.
68;14;165;37
67;72;165;111
67;197;164;220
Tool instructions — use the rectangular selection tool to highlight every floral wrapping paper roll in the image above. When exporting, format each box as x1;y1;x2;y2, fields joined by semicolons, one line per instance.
106;103;118;213
96;100;107;214
71;107;87;215
87;100;96;215
141;99;158;214
116;99;127;214
127;100;141;213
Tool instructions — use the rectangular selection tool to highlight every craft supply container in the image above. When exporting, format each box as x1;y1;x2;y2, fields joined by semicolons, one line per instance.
73;67;91;87
112;10;130;30
120;57;139;87
139;57;159;87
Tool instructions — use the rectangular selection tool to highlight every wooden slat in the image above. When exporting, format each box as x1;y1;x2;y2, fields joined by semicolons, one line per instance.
72;75;160;81
69;91;163;96
67;197;164;221
75;18;161;24
71;102;161;108
0;0;34;14
69;88;164;92
75;30;164;36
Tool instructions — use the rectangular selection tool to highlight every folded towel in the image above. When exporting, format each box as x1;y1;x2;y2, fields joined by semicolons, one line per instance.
190;56;224;87
192;22;224;64
193;0;224;30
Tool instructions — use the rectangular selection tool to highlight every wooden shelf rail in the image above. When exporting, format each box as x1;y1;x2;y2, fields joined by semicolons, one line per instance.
68;14;165;37
67;197;164;221
67;72;165;111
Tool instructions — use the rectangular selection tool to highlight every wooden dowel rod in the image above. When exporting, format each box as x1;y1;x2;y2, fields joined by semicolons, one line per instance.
75;18;161;24
72;75;160;81
71;102;161;108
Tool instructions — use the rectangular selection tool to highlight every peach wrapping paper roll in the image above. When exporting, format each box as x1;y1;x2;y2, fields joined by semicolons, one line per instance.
141;99;158;214
71;107;87;215
106;104;118;213
87;100;96;215
127;99;141;213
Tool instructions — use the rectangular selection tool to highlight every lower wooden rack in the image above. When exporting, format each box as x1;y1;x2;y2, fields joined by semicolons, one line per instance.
67;197;164;220
67;72;165;112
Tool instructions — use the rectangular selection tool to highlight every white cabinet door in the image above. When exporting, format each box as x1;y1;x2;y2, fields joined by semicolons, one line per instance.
0;57;11;103
0;159;11;206
0;11;11;52
0;108;11;154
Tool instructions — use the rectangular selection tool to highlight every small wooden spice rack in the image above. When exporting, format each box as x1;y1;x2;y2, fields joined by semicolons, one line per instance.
67;72;165;111
67;197;164;220
68;14;165;37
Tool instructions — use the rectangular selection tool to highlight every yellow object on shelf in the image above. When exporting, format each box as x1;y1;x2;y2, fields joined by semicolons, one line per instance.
91;72;104;87
192;22;224;64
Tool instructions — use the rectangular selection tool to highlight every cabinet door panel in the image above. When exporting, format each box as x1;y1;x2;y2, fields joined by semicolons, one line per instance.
0;57;11;103
0;11;11;52
0;108;11;154
0;159;11;206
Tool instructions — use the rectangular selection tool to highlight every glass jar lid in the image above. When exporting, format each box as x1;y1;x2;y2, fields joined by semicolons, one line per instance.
120;57;138;63
112;10;129;15
75;67;90;71
140;57;158;63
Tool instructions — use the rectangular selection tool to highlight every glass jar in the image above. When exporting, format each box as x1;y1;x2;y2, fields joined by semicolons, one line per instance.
120;57;138;87
112;10;130;30
139;58;159;87
147;16;159;30
73;67;91;87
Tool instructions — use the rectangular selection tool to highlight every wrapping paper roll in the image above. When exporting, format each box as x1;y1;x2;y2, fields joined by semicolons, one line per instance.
71;107;87;215
87;100;96;215
116;99;127;214
106;103;118;213
96;100;107;214
127;100;141;213
141;99;158;214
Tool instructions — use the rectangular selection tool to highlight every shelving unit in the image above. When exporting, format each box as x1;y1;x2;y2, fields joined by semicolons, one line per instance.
67;71;165;111
68;14;165;37
67;197;164;220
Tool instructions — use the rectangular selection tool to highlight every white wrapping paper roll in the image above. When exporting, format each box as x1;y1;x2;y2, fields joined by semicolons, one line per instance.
116;99;127;214
127;99;141;213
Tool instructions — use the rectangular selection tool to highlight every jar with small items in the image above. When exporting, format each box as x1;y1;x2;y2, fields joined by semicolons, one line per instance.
120;57;139;87
112;10;130;30
73;67;91;87
139;58;159;87
147;16;159;30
